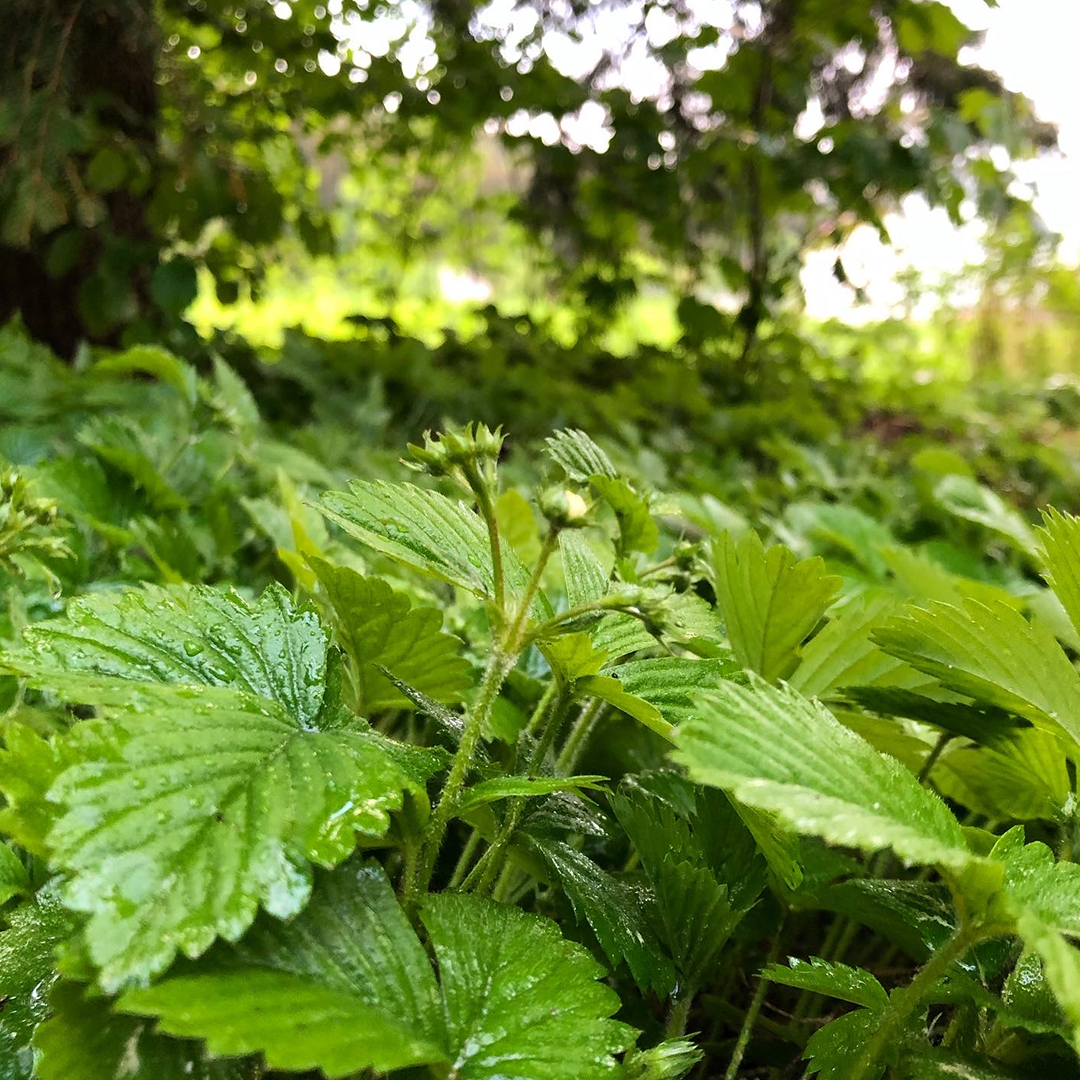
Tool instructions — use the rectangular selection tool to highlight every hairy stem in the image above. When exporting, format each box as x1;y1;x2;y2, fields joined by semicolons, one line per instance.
557;698;607;773
504;529;558;652
471;686;572;896
410;647;514;907
848;927;977;1080
724;933;783;1080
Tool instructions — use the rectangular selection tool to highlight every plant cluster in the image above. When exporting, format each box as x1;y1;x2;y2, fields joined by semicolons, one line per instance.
5;324;1080;1079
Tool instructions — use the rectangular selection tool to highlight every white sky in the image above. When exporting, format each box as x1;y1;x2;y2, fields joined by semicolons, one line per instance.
804;0;1080;321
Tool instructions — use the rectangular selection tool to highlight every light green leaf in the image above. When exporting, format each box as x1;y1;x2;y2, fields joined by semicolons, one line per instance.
933;474;1038;556
318;480;548;616
789;593;908;696
622;1038;702;1080
544;428;617;481
122;860;634;1079
577;675;673;741
762;957;888;1011
1016;915;1080;1056
542;631;611;680
308;556;471;711
676;677;972;869
457;775;606;813
711;531;841;682
874;599;1080;751
559;532;655;657
94;346;197;407
0;892;77;1080
530;836;675;996
33;982;258;1080
608;656;740;726
591;476;659;555
1039;508;1080;646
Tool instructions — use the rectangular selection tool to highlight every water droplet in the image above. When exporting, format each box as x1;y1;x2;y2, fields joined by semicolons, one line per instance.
183;639;204;657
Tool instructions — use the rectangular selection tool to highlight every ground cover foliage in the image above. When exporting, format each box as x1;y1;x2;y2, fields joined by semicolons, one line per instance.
5;319;1080;1079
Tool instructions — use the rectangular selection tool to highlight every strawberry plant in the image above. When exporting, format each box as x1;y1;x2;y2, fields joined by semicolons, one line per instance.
5;387;1080;1080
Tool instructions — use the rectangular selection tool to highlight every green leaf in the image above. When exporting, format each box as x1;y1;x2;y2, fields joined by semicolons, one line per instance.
0;892;77;1080
591;476;659;555
874;599;1080;751
33;981;258;1080
608;656;741;725
762;957;889;1010
0;842;29;905
542;631;611;680
789;593;908;697
1038;508;1080;645
122;860;634;1079
711;531;841;682
622;1038;702;1080
676;677;972;869
544;429;617;481
318;480;549;615
1015;915;1080;1056
457;775;607;813
7;582;327;722
933;474;1038;556
576;675;673;741
801;878;956;960
902;1049;1026;1079
0;721;85;857
307;556;471;711
94;345;197;406
530;835;675;996
838;687;1018;746
5;583;443;990
804;1008;882;1080
559;532;655;656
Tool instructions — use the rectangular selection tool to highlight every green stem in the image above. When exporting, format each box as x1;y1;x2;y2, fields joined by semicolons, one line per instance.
410;648;513;907
848;927;977;1080
473;481;506;617
448;828;484;889
504;529;559;652
665;990;695;1040
473;686;572;895
724;933;783;1080
918;732;952;785
557;698;607;773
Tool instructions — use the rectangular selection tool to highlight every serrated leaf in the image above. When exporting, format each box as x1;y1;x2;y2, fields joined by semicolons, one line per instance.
874;599;1080;751
762;956;888;1010
457;775;606;813
608;656;740;725
804;1008;882;1080
622;1038;702;1080
7;582;328;723
307;556;471;711
711;531;841;682
544;429;617;481
676;677;972;869
1039;508;1080;646
559;532;655;657
839;687;1018;746
0;892;77;1080
318;480;549;616
542;631;610;680
1015;915;1080;1056
49;682;441;991
789;593;907;696
33;982;258;1080
4;583;444;990
122;860;634;1079
528;836;675;996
